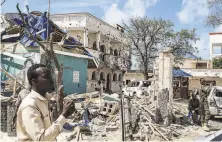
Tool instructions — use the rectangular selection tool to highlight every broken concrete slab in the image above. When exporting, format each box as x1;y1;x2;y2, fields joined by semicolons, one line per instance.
106;126;118;132
103;94;120;103
92;118;105;126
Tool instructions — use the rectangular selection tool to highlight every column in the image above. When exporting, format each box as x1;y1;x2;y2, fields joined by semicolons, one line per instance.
96;32;101;51
108;37;111;54
83;30;89;47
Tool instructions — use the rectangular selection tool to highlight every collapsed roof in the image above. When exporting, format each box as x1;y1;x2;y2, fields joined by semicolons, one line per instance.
1;11;92;57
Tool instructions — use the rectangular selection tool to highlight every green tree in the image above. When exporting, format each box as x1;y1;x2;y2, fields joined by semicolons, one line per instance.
207;0;222;27
213;58;222;69
123;17;198;80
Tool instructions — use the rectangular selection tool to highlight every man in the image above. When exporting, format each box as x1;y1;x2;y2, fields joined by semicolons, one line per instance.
12;86;31;127
199;86;211;131
16;64;75;141
188;93;200;124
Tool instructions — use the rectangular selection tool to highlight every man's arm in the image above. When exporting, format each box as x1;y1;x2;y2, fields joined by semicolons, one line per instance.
21;106;66;141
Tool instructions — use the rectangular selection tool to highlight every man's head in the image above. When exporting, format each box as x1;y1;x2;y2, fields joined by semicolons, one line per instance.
27;64;54;95
192;93;197;99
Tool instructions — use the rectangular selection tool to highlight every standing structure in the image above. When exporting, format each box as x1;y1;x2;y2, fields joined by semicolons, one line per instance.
209;32;222;67
51;13;131;93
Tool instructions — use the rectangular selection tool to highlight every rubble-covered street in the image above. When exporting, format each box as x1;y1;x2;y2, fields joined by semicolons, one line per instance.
2;91;222;142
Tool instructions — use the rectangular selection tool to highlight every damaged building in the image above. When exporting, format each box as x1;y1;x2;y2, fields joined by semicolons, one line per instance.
0;12;98;95
51;13;132;93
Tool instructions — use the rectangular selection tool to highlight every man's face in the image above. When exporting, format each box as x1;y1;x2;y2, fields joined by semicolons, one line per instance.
35;67;54;93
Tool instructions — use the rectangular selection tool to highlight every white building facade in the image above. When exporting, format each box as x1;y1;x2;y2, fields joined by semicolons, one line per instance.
51;13;131;93
209;33;222;62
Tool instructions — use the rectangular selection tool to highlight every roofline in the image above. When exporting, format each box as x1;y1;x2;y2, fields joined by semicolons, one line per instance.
209;32;222;35
51;12;123;32
54;50;93;59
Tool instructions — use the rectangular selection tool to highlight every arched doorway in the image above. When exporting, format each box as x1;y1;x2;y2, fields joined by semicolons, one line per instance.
100;45;105;53
113;73;117;81
114;49;118;56
118;73;122;81
106;73;111;93
100;72;105;81
93;41;97;50
92;71;97;80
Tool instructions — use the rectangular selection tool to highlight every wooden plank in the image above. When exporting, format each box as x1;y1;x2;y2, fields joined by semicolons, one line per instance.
0;68;26;89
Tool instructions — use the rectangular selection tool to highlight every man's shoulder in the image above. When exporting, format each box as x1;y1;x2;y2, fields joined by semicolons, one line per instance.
18;93;37;110
18;89;30;100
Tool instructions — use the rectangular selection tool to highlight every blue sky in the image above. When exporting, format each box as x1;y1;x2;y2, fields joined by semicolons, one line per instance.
2;0;222;62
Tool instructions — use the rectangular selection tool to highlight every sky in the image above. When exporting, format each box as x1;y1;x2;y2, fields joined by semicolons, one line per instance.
1;0;222;68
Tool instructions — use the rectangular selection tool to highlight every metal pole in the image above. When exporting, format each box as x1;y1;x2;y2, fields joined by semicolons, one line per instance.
120;85;125;141
47;0;50;48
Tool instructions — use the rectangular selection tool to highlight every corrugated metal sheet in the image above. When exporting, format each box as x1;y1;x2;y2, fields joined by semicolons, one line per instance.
173;69;192;77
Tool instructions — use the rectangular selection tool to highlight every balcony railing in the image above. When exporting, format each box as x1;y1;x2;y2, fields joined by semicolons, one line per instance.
103;54;130;70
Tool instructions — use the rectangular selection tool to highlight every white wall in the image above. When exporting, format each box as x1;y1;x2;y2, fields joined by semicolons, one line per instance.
177;59;211;69
51;14;87;30
87;68;122;93
209;34;222;60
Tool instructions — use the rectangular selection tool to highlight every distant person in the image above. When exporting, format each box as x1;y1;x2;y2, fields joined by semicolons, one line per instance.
199;86;211;131
188;93;200;125
16;64;76;141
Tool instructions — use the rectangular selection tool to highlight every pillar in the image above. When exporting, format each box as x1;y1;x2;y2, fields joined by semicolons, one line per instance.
96;32;101;51
108;38;111;54
158;49;173;126
83;30;89;47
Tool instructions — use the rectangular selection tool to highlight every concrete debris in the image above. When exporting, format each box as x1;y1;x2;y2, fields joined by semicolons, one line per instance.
92;118;105;126
1;90;221;141
105;126;118;132
100;101;119;116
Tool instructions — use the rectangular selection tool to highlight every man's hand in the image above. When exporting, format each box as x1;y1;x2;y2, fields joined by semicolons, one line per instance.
61;100;76;118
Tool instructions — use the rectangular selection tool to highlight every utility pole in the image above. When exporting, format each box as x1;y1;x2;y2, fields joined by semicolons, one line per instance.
119;82;125;141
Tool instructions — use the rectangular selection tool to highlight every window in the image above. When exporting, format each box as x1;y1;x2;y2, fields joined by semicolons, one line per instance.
73;71;79;83
100;72;105;81
213;45;222;54
93;41;97;50
118;74;122;81
114;49;118;56
113;73;117;81
110;48;113;55
102;54;105;61
100;45;105;53
196;63;207;69
92;71;97;80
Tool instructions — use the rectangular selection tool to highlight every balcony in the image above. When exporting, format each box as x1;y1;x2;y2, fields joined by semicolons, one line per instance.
103;54;131;71
104;54;118;69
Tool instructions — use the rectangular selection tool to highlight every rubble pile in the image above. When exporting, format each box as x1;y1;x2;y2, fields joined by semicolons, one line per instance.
56;93;122;141
124;95;192;141
56;93;191;141
0;90;209;141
